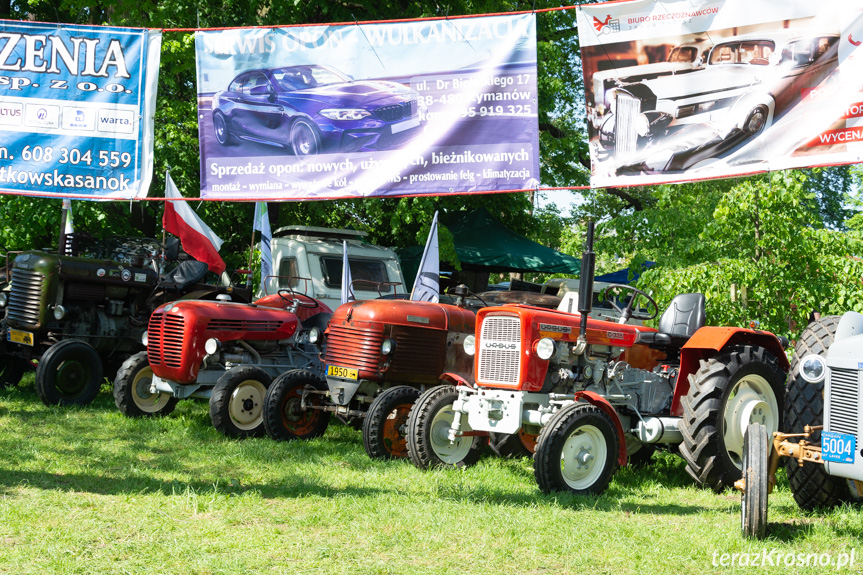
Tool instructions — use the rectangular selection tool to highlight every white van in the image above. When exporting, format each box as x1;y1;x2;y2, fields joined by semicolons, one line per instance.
264;226;405;310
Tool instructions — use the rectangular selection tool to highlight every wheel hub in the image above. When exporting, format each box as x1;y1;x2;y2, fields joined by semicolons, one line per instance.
561;425;607;489
228;380;266;430
723;374;778;468
56;360;87;394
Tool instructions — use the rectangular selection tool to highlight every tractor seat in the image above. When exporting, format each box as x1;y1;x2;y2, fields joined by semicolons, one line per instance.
636;293;705;354
162;260;210;291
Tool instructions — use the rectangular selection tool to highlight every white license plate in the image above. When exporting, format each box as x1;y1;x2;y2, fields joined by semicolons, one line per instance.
822;431;856;464
391;116;420;134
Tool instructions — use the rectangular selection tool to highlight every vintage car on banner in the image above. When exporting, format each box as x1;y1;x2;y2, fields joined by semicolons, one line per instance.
594;30;839;176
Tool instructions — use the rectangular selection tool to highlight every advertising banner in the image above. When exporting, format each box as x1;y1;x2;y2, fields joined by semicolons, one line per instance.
0;20;161;199
196;14;539;200
578;0;863;188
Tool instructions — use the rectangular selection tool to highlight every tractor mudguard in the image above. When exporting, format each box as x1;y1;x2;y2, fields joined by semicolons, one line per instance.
439;372;470;387
671;326;790;415
573;390;628;467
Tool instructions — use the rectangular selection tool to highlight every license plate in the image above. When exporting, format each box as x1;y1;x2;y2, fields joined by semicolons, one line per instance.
7;328;34;346
822;431;856;464
391;116;420;134
327;365;358;380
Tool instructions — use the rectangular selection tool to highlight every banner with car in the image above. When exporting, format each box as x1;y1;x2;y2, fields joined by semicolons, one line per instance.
0;20;161;199
578;0;863;188
195;14;539;200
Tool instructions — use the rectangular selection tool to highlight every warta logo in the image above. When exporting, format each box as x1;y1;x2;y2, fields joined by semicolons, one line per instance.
593;15;620;35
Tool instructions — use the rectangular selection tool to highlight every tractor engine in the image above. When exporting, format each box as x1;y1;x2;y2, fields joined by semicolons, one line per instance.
4;249;157;355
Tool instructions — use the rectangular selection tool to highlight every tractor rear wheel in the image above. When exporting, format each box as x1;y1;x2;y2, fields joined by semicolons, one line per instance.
407;385;484;469
741;422;769;539
35;340;103;406
489;430;537;459
679;345;785;492
114;351;178;417
784;316;858;510
263;369;330;441
362;385;419;460
534;403;618;496
0;356;27;388
210;366;272;438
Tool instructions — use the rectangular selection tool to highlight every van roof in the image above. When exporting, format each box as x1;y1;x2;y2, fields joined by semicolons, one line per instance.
272;226;368;241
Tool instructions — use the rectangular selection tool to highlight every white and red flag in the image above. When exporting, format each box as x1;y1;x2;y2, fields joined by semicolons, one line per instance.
162;171;226;274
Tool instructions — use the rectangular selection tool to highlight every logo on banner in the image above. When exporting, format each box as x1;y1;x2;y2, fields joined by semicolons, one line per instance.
0;103;22;125
593;15;620;35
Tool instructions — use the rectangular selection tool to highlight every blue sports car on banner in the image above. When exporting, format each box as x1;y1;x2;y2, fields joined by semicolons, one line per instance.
211;65;426;156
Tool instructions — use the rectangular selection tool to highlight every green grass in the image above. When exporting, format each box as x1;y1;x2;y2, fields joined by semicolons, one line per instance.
1;375;862;574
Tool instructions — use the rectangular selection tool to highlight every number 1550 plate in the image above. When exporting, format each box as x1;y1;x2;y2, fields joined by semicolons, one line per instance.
327;365;358;380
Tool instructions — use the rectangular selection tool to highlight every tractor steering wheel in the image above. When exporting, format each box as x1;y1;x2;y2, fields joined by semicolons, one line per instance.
278;288;319;309
600;284;658;323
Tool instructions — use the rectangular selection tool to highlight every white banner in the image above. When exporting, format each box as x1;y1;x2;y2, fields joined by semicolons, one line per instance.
578;0;863;187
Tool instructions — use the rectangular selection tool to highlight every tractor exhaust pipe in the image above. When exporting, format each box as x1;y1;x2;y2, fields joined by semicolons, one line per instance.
577;221;596;345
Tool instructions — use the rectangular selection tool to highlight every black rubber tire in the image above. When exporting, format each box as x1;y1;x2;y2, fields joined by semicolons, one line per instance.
489;431;535;459
263;369;330;441
210;366;273;438
213;111;237;146
679;345;786;492
785;316;857;510
362;385;420;460
628;444;656;468
407;385;484;469
0;356;27;388
741;422;769;539
534;403;618;496
290;118;320;156
35;340;103;406
113;351;178;417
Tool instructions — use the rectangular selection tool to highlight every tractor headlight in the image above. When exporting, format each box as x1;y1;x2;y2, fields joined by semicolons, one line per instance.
799;354;827;384
536;338;555;360
141;331;148;346
381;338;396;356
205;338;221;356
53;304;67;320
309;327;322;344
463;334;476;356
0;292;6;307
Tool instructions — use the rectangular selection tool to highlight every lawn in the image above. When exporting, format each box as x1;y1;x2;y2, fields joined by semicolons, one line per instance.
1;375;861;575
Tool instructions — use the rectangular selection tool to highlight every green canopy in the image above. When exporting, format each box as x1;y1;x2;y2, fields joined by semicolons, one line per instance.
398;208;581;285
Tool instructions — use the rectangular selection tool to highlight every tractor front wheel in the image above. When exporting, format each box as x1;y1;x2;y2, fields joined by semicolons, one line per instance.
263;369;330;441
0;356;27;388
407;385;484;469
114;351;178;417
534;403;618;496
741;422;769;539
210;366;273;437
362;385;420;460
679;345;785;492
35;340;103;406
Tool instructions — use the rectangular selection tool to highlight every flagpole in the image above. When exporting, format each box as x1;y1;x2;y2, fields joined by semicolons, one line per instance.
247;209;256;290
58;201;69;256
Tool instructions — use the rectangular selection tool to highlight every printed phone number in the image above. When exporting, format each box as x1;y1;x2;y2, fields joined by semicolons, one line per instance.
0;145;132;168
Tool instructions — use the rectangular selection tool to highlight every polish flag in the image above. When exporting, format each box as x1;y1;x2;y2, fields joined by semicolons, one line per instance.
162;171;226;274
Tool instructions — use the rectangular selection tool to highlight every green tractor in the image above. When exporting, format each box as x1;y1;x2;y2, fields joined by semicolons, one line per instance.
0;234;249;405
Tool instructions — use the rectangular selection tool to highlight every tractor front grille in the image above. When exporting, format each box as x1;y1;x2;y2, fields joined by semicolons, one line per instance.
477;315;521;386
387;325;446;378
323;323;385;374
827;367;859;439
7;268;44;326
147;312;185;369
615;92;641;160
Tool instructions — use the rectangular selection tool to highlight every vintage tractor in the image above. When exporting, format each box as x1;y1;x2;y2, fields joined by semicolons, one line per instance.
262;287;478;458
407;222;789;497
737;311;863;539
115;288;331;437
0;235;248;405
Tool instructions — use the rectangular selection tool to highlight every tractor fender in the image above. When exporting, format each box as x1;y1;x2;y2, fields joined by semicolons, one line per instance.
670;326;790;415
573;390;628;467
439;372;470;387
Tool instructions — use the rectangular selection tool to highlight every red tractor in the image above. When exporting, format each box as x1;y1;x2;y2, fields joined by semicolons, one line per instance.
407;222;789;496
113;289;331;437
